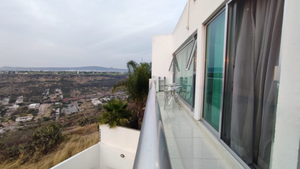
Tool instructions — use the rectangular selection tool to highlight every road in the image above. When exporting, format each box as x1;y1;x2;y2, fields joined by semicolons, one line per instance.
38;104;50;115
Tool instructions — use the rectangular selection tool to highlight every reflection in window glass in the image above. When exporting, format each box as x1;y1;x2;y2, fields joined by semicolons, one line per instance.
174;41;195;106
203;11;225;131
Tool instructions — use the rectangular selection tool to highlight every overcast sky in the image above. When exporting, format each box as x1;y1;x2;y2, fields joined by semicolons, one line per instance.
0;0;186;69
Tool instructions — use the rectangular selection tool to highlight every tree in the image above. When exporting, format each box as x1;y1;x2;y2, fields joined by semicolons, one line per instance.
42;117;50;121
99;99;132;128
9;98;16;104
97;104;103;111
112;60;151;128
0;106;6;117
9;115;17;122
26;109;38;116
59;112;65;117
14;106;28;116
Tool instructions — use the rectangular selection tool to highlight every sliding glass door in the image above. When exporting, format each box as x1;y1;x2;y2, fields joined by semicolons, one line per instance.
203;10;226;131
221;0;284;168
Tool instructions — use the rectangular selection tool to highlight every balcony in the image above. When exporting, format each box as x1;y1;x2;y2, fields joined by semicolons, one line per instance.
51;80;243;169
134;80;243;169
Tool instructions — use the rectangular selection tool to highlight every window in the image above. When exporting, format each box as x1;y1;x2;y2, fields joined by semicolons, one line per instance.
172;35;197;108
203;10;226;131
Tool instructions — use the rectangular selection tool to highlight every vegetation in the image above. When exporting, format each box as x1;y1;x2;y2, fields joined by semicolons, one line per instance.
42;117;51;121
32;123;63;154
8;98;16;104
0;106;6;117
99;99;132;128
8;115;17;122
112;60;151;128
0;72;123;168
78;116;98;127
0;73;127;100
26;109;38;116
0;124;99;169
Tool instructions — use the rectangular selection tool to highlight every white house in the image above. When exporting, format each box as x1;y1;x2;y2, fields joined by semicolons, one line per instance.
10;104;19;109
152;0;299;169
91;98;102;106
28;103;40;109
16;115;33;122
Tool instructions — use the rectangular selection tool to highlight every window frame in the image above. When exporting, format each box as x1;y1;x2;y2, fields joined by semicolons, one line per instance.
171;32;197;110
201;7;228;136
201;3;251;168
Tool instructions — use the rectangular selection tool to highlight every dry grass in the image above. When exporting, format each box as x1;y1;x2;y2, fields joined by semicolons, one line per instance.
0;124;99;169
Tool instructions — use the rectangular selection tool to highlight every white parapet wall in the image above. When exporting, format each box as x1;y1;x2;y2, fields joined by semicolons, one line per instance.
152;34;174;85
50;143;100;169
51;125;140;169
99;125;140;169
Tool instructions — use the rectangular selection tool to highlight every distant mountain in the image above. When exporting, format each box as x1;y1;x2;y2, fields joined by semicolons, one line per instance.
0;66;127;72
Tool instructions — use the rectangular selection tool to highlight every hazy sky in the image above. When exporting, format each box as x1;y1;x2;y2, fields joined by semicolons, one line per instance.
0;0;186;69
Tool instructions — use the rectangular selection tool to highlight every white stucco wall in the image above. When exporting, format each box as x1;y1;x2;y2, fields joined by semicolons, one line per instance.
52;126;140;169
99;143;136;169
271;0;300;168
153;0;225;120
99;125;140;169
100;125;140;153
152;34;173;85
51;143;100;169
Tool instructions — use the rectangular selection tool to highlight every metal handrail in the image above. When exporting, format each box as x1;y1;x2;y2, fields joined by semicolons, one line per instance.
133;79;172;169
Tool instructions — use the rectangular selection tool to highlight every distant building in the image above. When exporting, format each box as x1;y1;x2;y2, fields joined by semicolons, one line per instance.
10;104;19;109
16;115;33;122
100;98;110;103
2;98;10;105
15;96;23;104
61;102;78;115
91;98;102;106
28;103;40;109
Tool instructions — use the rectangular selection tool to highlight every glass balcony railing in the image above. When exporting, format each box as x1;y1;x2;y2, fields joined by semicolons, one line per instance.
133;79;172;169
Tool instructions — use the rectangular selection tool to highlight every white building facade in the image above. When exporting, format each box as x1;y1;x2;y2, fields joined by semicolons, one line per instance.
152;0;300;169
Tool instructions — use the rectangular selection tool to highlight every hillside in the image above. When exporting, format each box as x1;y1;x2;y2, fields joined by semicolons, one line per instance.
0;73;127;101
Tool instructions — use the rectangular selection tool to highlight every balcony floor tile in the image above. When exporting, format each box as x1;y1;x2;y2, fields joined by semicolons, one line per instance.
157;93;240;169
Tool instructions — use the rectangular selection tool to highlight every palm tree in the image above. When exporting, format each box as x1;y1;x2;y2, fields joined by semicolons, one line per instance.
99;99;132;128
112;60;151;128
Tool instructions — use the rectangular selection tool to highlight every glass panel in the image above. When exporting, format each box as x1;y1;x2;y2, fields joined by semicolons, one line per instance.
221;0;284;168
203;11;225;131
174;40;195;106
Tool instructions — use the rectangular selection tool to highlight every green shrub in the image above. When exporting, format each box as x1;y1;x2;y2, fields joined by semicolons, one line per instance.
9;115;17;121
32;122;63;154
7;146;19;157
27;109;38;116
78;117;90;127
42;117;50;121
59;112;65;117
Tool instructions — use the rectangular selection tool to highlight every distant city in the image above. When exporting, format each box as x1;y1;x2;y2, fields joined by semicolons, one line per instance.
0;66;127;72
